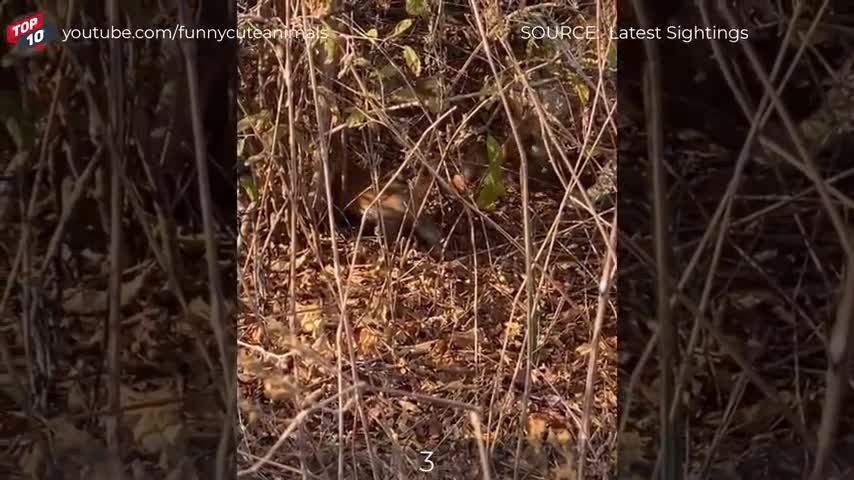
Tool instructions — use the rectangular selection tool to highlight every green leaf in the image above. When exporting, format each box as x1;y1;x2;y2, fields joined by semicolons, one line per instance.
476;169;506;210
477;134;506;209
237;111;270;133
571;77;589;105
365;28;379;41
390;18;414;39
373;64;399;80
345;109;368;128
402;46;422;76
406;0;428;17
486;134;502;166
323;33;338;64
576;83;589;104
240;175;257;202
607;41;617;68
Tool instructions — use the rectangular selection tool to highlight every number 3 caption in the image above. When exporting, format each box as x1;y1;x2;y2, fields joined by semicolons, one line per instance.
418;450;435;472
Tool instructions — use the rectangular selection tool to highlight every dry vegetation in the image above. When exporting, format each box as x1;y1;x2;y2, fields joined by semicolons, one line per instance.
618;2;854;479
1;1;237;479
236;0;617;479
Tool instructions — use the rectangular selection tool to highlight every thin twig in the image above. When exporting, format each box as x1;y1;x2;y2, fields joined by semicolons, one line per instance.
578;213;617;478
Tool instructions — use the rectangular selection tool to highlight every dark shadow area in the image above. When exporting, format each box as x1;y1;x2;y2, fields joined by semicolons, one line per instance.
618;1;854;478
0;1;236;477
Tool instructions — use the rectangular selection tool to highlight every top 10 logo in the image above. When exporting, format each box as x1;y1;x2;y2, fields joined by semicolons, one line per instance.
6;12;58;55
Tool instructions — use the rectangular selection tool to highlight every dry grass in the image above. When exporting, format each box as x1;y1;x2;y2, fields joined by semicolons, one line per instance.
1;2;237;478
619;2;854;479
236;0;617;479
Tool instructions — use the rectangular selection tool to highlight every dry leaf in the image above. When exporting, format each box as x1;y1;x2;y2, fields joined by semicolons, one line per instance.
263;376;295;402
358;327;380;354
398;400;420;414
527;414;548;442
549;427;572;447
298;302;322;334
